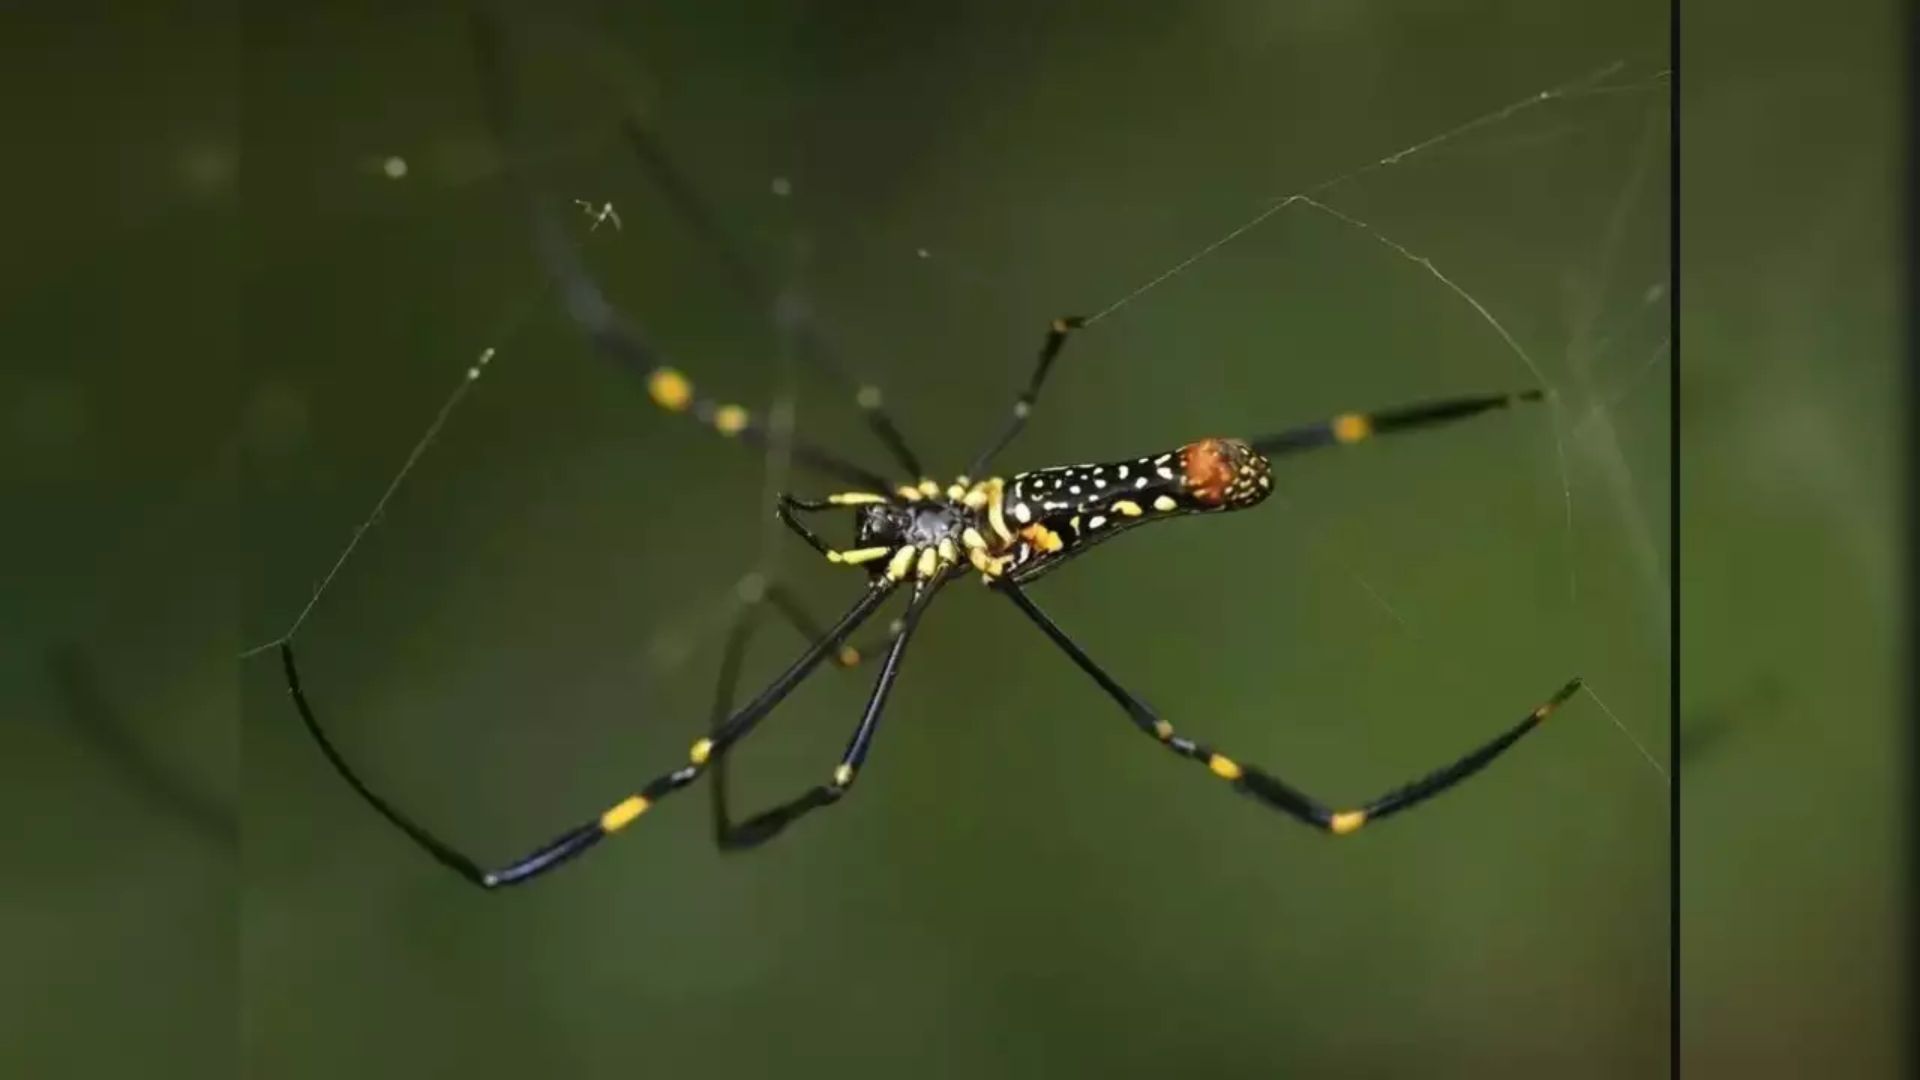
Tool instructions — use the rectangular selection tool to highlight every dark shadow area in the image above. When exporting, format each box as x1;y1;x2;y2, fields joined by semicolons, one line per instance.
48;645;236;851
1678;673;1784;766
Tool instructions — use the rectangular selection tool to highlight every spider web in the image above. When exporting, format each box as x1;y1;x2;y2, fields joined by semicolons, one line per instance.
244;48;1669;780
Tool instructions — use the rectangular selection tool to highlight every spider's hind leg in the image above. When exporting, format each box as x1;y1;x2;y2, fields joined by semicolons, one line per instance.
706;575;946;851
996;577;1581;836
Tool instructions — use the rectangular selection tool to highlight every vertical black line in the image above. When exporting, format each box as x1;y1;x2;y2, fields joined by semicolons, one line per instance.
1667;0;1683;1073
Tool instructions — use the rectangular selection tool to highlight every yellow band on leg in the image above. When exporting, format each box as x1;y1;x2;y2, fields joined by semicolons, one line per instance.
648;368;693;412
1332;413;1373;444
829;547;891;566
886;546;918;581
600;795;651;832
1328;810;1368;835
1207;754;1243;780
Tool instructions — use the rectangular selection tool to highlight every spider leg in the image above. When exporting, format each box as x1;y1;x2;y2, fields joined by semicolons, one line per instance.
616;117;928;483
996;578;1581;835
775;494;839;557
470;11;894;491
705;576;904;847
759;578;900;669
279;581;899;889
1250;390;1544;459
967;315;1087;478
707;574;948;850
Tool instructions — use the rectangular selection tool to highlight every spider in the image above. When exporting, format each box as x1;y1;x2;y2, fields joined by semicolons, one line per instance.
278;19;1584;890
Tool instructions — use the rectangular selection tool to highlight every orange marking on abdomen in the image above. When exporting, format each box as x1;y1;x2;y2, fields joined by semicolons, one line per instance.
1019;523;1064;553
1180;439;1236;506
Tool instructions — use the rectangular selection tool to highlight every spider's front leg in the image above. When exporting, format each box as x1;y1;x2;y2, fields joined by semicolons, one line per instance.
776;490;904;567
968;315;1086;478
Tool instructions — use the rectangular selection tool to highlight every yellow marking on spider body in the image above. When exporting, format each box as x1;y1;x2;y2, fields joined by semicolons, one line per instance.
1332;412;1373;444
961;527;988;551
647;368;693;412
984;478;1013;543
937;537;957;565
972;548;1013;580
1329;810;1368;835
1207;754;1244;780
947;483;968;501
896;485;923;501
833;764;855;788
836;645;862;667
600;795;650;832
917;479;941;498
886;546;918;581
828;492;889;506
1019;523;1064;553
689;738;714;765
916;546;939;579
829;546;891;565
1111;499;1143;517
962;486;990;510
1152;495;1178;512
1152;719;1174;741
713;404;750;435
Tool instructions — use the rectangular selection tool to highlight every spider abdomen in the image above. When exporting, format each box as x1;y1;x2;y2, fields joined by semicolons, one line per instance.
1000;438;1274;580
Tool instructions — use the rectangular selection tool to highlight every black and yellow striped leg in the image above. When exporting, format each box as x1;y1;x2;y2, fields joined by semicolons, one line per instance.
279;581;899;888
1250;390;1544;458
967;315;1087;478
708;576;947;851
996;579;1581;835
776;494;915;576
703;576;905;845
703;599;770;850
615;117;927;481
761;580;895;669
474;12;894;491
492;97;892;491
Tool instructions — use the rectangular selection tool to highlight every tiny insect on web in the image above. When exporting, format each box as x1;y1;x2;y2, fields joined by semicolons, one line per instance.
256;15;1665;889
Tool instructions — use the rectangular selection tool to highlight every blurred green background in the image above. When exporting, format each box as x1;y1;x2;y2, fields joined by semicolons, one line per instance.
1;0;1891;1077
1680;2;1906;1076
